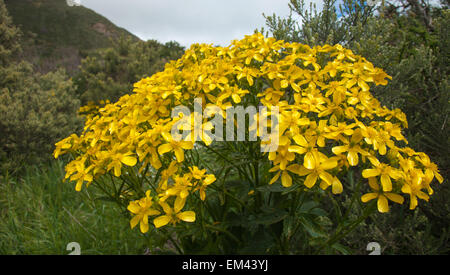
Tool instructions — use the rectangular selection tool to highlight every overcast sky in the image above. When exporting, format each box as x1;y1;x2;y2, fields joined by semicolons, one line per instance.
78;0;300;47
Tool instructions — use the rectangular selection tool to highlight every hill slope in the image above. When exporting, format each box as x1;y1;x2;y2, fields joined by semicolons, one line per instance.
5;0;140;74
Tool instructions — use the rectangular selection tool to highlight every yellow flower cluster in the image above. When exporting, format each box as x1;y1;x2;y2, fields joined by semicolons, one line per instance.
127;166;215;233
55;33;443;233
78;100;111;120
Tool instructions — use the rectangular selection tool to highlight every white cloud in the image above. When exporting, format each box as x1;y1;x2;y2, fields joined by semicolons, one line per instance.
80;0;294;47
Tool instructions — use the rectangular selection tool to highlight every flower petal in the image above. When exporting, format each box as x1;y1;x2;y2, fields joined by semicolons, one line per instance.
361;193;378;203
380;174;392;192
362;169;380;178
332;145;348;155
158;143;173;155
269;171;281;185
140;219;149;233
332;178;343;194
154;215;171;228
121;155;137;166
347;150;359;166
174;148;185;162
320;159;337;170
304;152;316;170
304;173;318;188
281;171;292;187
385;193;404;204
130;215;140;229
377;195;389;213
293;135;308;147
177;211;196;222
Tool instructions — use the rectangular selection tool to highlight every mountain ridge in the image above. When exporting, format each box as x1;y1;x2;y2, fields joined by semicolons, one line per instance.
5;0;141;74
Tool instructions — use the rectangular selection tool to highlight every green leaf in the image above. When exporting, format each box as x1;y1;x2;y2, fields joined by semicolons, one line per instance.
332;243;352;255
299;216;327;239
298;201;319;213
256;183;286;193
252;211;288;226
242;206;289;227
94;196;116;202
238;227;275;254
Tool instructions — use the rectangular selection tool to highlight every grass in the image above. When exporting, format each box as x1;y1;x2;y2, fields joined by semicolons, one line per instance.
0;160;147;255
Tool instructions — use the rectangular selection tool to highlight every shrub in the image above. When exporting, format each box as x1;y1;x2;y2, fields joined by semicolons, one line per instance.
74;37;185;105
55;33;443;254
262;0;449;254
0;65;82;173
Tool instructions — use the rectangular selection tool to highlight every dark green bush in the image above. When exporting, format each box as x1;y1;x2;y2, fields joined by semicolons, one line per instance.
74;37;185;105
0;64;83;174
1;0;83;174
0;0;21;66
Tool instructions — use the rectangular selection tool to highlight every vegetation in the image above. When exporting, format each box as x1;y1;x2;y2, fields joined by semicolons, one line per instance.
0;160;146;254
0;0;82;174
74;37;184;105
4;0;139;74
0;0;447;255
55;32;444;254
263;0;449;254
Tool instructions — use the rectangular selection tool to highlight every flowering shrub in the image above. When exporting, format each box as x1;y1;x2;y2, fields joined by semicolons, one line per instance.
54;33;443;254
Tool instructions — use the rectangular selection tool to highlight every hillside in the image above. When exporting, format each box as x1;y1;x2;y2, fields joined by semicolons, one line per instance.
5;0;140;74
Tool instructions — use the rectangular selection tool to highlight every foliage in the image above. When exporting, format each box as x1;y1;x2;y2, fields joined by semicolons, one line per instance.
0;0;21;66
4;0;139;74
263;0;449;254
0;0;83;174
0;160;146;254
73;37;185;105
55;33;443;254
0;64;83;174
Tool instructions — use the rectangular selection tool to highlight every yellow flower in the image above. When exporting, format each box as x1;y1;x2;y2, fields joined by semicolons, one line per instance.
268;138;296;171
153;199;196;228
280;65;302;92
189;166;207;180
362;157;402;192
332;129;369;166
105;144;138;177
67;159;94;192
401;168;430;210
158;132;194;162
269;163;303;187
160;174;193;202
128;191;161;233
197;174;216;201
361;178;404;213
182;112;214;145
416;153;444;184
158;160;179;190
295;153;339;189
279;110;310;135
288;134;319;170
55;32;443;229
342;59;374;92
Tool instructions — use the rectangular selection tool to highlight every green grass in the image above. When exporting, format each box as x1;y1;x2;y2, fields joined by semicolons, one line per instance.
0;160;147;254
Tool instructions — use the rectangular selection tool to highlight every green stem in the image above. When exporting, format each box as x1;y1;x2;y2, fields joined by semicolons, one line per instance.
166;231;184;255
204;224;241;244
316;201;376;254
199;142;253;184
342;169;362;223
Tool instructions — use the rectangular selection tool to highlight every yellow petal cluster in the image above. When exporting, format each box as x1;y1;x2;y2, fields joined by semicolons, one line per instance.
55;32;444;229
